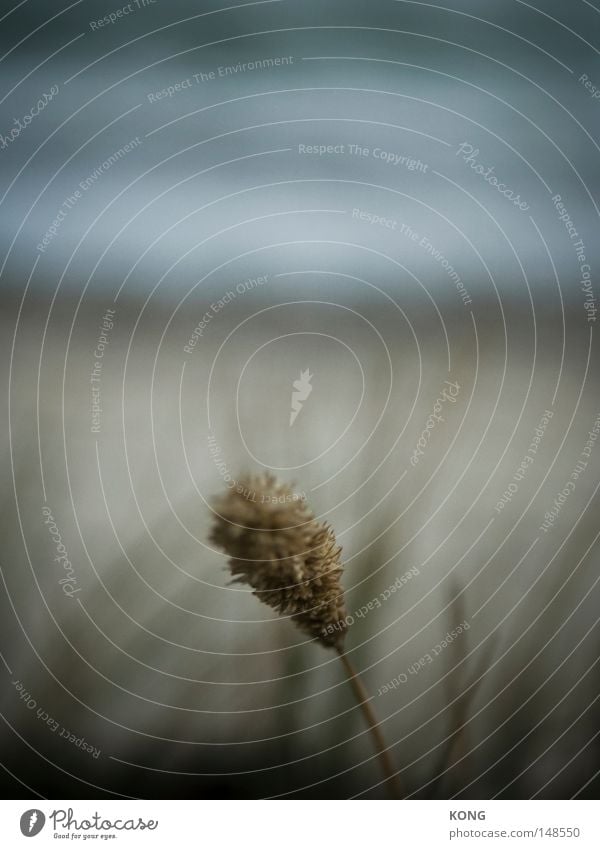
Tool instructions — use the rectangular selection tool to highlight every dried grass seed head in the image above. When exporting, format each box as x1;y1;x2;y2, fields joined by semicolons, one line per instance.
209;473;348;647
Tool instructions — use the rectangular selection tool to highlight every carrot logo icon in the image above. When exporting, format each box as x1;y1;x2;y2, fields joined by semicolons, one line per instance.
289;368;313;426
20;810;45;837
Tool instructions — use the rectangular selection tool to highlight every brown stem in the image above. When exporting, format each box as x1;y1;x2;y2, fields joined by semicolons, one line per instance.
336;646;403;799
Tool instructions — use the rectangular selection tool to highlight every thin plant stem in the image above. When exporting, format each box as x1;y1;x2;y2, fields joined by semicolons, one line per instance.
336;646;403;799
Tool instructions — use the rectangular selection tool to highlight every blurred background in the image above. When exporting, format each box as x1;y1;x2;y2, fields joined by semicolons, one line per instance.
1;0;599;799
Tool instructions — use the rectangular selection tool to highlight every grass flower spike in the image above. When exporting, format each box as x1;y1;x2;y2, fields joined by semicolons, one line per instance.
210;471;403;798
209;473;348;647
